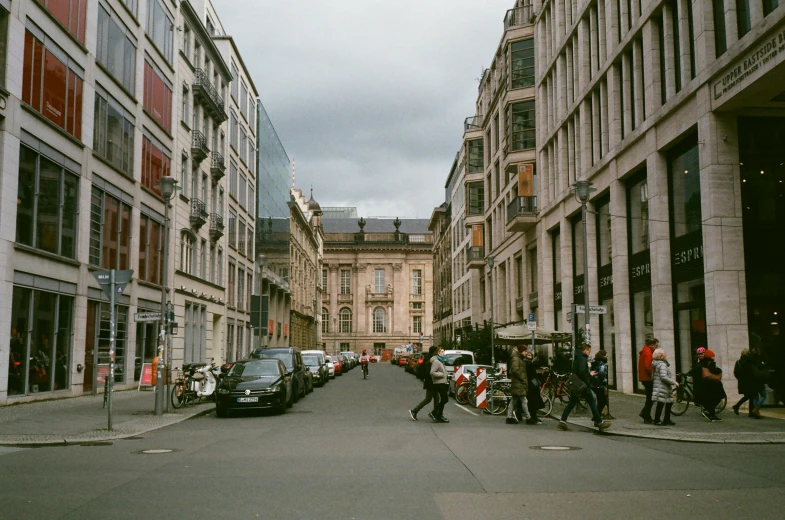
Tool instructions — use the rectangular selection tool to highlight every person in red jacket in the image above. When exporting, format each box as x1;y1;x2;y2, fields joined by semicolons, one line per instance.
638;337;658;424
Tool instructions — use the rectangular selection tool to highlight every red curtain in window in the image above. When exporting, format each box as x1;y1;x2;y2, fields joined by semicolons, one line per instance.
144;61;172;133
142;136;170;196
39;0;86;44
102;196;119;269
148;220;161;284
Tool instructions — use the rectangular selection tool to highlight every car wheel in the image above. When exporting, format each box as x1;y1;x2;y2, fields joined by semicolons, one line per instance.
293;384;300;403
216;406;228;418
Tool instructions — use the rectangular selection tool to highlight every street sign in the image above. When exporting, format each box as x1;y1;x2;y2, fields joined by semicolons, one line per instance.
93;269;134;299
527;321;537;331
135;312;162;322
574;305;608;314
528;313;535;322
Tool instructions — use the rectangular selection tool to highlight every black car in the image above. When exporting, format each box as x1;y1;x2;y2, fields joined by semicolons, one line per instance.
250;347;307;402
215;359;292;417
303;354;328;387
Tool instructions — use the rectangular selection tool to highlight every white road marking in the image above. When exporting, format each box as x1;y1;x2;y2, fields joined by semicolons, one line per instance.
453;403;479;416
0;446;27;456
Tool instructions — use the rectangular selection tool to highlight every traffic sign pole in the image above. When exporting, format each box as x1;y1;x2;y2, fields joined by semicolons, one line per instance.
108;269;116;431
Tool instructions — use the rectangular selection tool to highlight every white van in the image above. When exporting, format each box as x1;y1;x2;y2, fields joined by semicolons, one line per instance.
442;350;475;379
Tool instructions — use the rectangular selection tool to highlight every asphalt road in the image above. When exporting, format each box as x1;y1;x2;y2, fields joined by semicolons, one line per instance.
1;363;784;520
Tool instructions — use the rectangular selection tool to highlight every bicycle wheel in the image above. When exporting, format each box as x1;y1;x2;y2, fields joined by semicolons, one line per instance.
485;389;509;415
538;392;553;417
715;396;727;414
455;383;471;405
170;381;187;409
671;387;690;416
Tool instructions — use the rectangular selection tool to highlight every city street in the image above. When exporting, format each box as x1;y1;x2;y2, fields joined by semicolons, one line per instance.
1;363;785;520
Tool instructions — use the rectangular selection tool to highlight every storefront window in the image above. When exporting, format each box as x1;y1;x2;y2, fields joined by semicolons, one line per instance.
629;177;650;254
599;298;616;388
628;171;652;392
85;300;129;391
135;320;158;381
552;229;562;330
632;289;654;390
597;200;612;266
7;286;73;396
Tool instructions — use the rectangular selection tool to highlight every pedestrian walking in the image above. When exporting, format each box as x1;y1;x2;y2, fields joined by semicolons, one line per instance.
590;350;609;419
651;348;678;426
732;348;768;419
638;337;657;424
557;344;611;431
506;344;532;425
430;347;450;423
698;349;726;422
523;346;544;423
409;346;438;421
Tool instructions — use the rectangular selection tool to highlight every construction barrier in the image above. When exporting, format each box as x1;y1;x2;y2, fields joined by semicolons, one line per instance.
476;367;487;409
454;365;464;389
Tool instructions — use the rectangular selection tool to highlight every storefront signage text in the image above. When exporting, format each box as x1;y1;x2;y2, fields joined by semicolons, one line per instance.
599;274;613;288
674;244;703;266
714;25;785;101
631;263;651;279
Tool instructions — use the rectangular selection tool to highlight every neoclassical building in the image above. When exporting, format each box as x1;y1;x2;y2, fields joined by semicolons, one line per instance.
321;218;433;356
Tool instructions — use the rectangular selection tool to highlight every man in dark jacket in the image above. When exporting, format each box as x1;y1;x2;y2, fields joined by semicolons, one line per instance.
506;345;531;424
558;344;611;431
409;346;439;421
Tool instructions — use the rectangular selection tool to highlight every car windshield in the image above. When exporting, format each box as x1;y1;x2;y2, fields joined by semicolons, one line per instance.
303;356;319;366
444;354;474;366
228;360;280;377
255;352;293;370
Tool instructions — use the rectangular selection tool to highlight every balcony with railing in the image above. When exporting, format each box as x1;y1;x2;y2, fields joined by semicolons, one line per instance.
193;68;227;122
190;198;209;229
337;292;353;304
466;245;485;269
211;151;226;182
410;292;425;302
506;196;538;233
209;213;224;241
191;130;209;164
504;4;534;30
464;115;483;132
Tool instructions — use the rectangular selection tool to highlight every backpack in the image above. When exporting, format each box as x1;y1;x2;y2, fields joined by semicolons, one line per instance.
416;356;431;381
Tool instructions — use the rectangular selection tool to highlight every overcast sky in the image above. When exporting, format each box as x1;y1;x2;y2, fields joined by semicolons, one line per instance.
213;0;515;218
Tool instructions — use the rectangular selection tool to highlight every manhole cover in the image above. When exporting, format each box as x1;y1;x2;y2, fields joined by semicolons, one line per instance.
78;441;113;447
530;446;582;451
134;449;180;455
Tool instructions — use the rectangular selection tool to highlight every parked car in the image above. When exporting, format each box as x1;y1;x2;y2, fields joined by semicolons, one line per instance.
328;355;343;376
448;364;493;397
398;355;409;367
302;350;330;385
250;347;307;402
443;350;476;380
370;355;379;363
303;354;328;387
339;354;352;372
215;359;292;417
406;353;422;374
324;357;336;378
340;351;356;370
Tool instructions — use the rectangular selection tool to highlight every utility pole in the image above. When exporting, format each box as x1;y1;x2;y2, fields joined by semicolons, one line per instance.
157;176;178;415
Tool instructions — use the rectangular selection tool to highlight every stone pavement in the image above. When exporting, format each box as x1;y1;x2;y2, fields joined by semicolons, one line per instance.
558;390;785;443
0;389;213;446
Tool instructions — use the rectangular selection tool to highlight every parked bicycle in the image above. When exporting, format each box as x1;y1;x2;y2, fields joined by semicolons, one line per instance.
538;364;586;417
171;361;219;409
671;372;727;416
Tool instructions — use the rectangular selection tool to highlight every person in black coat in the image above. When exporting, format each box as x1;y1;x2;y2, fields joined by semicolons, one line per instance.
557;344;611;431
590;350;609;419
515;346;544;424
732;348;767;419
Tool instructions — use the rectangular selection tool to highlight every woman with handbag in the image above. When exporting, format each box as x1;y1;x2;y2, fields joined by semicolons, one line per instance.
700;349;726;422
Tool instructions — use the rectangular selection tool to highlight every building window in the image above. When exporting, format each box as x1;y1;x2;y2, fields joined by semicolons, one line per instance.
510;38;534;89
180;232;196;274
322;268;327;289
228;261;236;307
22;29;84;139
97;5;136;94
249;99;256;129
240;128;247;164
238;218;246;257
247;273;253;311
374;268;385;293
468;139;484;173
628;176;650;254
15;146;79;259
228;210;237;248
217;248;224;286
138;214;162;285
340;269;351;294
597;201;612;268
712;0;727;57
200;239;207;279
36;0;87;44
240;81;248;118
7;287;74;395
184;302;206;365
339;307;352;333
141;135;171;196
231;62;239;100
248;186;255;217
467;182;484;216
763;0;779;16
413;315;422;334
239;175;247;210
230;111;238;150
322;308;329;334
247;227;254;258
373;307;386;333
89;186;132;270
229;161;237;198
144;59;172;133
182;25;191;59
146;0;173;63
411;269;422;295
508;100;536;151
237;268;245;311
93;88;135;176
226;323;235;362
736;0;752;38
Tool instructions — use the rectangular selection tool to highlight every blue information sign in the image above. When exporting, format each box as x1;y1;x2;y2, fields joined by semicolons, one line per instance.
528;313;535;322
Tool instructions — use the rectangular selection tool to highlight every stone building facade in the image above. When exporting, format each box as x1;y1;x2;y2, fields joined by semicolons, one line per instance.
321;218;433;356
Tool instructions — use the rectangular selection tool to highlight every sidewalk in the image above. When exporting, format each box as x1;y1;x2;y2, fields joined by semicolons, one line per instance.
0;389;213;446
560;390;785;443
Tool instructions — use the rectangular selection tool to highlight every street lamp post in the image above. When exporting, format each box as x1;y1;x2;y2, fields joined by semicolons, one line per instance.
486;255;495;367
156;176;178;415
571;179;597;346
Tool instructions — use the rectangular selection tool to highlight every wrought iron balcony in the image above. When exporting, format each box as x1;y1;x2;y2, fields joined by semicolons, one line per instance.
191;130;209;164
209;213;224;241
190;198;208;229
464;115;483;132
193;68;228;122
506;196;538;233
466;246;485;269
504;4;534;30
211;151;226;182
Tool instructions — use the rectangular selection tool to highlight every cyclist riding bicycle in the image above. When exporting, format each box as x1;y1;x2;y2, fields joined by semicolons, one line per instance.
360;350;370;378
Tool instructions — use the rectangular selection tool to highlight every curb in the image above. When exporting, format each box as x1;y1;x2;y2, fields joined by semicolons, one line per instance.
0;405;214;448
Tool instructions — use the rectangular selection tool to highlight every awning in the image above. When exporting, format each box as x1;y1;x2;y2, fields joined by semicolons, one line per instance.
494;324;566;345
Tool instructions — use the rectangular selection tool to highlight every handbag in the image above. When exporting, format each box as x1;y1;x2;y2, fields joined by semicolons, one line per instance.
702;366;722;382
565;373;588;396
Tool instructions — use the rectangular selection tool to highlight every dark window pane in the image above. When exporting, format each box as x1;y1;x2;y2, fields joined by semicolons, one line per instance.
55;295;74;390
16;146;37;247
61;171;78;259
31;291;57;393
102;195;118;269
8;287;32;396
36;157;62;254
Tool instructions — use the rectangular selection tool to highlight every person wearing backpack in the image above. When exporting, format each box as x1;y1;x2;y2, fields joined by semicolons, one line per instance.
732;348;768;419
409;346;439;421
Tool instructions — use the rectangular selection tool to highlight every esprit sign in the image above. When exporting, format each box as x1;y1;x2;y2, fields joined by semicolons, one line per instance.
713;25;785;102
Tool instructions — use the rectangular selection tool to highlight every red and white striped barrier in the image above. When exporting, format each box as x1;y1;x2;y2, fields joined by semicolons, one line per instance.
476;368;487;409
454;365;464;388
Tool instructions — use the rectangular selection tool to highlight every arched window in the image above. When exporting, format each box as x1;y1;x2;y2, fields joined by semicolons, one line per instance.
322;308;329;334
373;307;386;333
180;231;196;274
339;307;352;333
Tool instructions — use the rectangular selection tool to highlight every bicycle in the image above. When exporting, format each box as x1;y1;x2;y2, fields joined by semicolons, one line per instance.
538;366;587;417
362;362;369;379
484;376;512;415
671;372;727;416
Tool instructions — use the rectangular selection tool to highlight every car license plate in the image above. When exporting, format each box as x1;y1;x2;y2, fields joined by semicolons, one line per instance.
237;397;258;403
